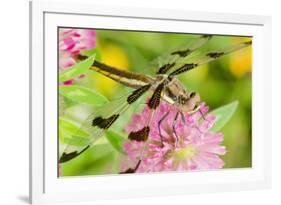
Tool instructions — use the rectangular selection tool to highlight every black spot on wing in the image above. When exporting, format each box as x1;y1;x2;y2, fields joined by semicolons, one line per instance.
171;49;191;57
76;54;88;61
148;83;165;109
206;52;225;59
157;63;175;74
127;84;151;104
120;160;141;174
59;145;90;163
92;117;103;127
244;40;252;45
92;114;119;129
120;168;135;174
201;34;212;39
128;126;150;142
168;63;198;77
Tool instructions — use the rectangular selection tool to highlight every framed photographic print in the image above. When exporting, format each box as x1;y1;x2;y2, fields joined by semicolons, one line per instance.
30;1;271;204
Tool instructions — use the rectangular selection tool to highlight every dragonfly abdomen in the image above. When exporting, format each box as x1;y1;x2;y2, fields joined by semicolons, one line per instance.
76;55;154;89
92;61;154;89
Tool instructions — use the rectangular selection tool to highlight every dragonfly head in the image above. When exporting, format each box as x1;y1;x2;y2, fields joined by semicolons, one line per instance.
178;91;201;113
164;78;201;113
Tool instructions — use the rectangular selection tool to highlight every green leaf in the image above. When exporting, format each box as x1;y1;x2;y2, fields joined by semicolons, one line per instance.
64;136;91;147
59;85;108;106
59;54;95;82
105;130;126;154
59;117;92;148
209;101;239;132
61;144;116;176
59;118;88;137
80;48;102;61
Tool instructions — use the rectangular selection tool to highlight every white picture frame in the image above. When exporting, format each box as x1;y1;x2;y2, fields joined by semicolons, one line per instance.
29;1;272;204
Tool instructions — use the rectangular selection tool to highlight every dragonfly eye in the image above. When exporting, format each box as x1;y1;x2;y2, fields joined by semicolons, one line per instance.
189;91;196;98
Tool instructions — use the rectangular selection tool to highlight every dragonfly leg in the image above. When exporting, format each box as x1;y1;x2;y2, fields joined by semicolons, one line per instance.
182;110;206;134
172;112;180;146
158;111;170;147
134;159;142;172
199;109;206;121
198;109;212;125
180;112;186;125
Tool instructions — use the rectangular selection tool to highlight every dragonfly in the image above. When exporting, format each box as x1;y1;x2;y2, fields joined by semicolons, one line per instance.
59;35;252;167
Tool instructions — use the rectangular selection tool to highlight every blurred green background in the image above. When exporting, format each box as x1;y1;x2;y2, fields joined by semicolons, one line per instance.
59;29;252;176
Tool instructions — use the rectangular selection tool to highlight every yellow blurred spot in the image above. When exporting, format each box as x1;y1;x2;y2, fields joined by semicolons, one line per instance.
180;64;209;83
192;64;209;80
229;38;252;78
94;43;129;97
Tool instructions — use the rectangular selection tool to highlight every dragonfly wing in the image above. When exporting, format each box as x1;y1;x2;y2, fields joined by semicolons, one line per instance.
60;84;153;163
122;83;166;173
128;82;165;142
145;35;212;75
168;40;252;77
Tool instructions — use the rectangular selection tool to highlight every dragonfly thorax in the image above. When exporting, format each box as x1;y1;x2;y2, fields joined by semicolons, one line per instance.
163;77;201;113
